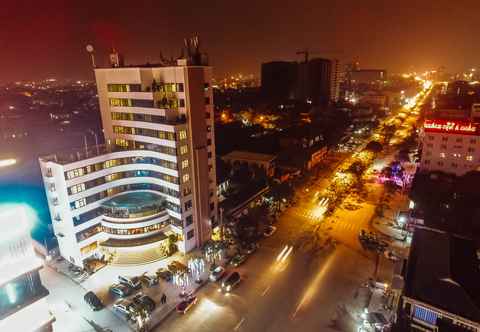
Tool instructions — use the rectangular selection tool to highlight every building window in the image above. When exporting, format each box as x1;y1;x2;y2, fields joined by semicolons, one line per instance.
179;130;187;140
180;145;188;155
428;135;434;141
184;200;192;211
452;163;458;168
109;98;132;107
424;159;430;164
187;229;194;240
440;152;446;158
210;202;215;211
468;147;475;152
179;99;185;108
181;159;189;169
69;183;86;195
66;167;85;180
182;174;190;183
205;112;211;119
442;136;448;142
208;152;212;158
470;138;476;144
205;97;210;105
177;83;184;92
185;215;193;226
437;161;444;166
456;137;463;143
440;144;447;149
466;155;473;161
204;83;209;91
73;198;86;210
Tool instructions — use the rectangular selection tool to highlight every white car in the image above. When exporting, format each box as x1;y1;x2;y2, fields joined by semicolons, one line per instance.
209;266;226;282
263;225;277;238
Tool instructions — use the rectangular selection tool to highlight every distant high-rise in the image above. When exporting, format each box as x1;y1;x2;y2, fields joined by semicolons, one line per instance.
261;61;298;101
261;58;339;106
39;38;218;267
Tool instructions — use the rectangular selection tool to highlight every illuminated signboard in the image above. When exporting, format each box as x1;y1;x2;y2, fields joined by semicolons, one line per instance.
423;119;478;135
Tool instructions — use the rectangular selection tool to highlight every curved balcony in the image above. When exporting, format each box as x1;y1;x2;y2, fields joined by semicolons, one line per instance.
101;191;166;220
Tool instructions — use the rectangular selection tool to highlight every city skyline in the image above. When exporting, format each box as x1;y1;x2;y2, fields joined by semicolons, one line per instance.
2;0;480;84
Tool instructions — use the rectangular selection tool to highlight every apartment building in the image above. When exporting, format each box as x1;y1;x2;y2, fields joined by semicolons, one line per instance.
39;44;218;267
420;118;480;176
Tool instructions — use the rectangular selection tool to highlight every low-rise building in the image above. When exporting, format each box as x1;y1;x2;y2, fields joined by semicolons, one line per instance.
399;227;480;331
222;151;276;177
0;207;55;331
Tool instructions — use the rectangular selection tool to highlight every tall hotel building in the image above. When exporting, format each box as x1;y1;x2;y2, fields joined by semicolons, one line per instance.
0;207;55;331
39;41;218;267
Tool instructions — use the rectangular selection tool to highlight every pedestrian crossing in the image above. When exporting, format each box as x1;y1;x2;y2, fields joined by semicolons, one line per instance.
287;208;364;233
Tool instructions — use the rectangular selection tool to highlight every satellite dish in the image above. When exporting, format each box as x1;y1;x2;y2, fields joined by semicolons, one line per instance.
86;44;94;53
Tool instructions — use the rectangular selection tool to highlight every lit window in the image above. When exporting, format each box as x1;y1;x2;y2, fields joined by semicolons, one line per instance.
467;155;473;161
182;174;190;183
181;160;189;169
440;153;446;158
74;198;86;209
187;229;194;240
179;130;187;140
70;183;85;194
180;145;188;155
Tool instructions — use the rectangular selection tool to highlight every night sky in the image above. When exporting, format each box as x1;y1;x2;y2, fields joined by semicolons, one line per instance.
2;0;480;83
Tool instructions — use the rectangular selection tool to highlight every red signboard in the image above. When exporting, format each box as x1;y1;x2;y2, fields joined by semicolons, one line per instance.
423;119;478;135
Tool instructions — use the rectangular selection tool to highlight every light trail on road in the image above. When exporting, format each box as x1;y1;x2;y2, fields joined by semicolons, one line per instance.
290;250;336;320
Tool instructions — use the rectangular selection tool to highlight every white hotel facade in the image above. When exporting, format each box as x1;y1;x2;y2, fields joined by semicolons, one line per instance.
39;50;218;267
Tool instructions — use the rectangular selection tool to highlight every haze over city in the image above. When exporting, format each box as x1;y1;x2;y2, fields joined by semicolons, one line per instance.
2;0;480;83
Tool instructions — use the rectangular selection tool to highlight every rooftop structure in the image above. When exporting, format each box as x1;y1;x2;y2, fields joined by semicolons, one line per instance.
400;227;480;331
222;150;276;177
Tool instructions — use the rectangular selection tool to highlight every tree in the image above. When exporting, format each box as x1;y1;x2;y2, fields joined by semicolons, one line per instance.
366;140;383;153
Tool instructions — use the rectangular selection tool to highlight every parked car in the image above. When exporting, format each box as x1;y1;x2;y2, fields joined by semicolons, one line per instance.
221;272;241;293
156;268;173;282
263;225;277;237
83;291;103;311
209;266;226;282
229;254;247;267
140;274;159;287
176;296;198;314
113;299;135;320
132;294;156;313
109;283;133;298
118;276;142;290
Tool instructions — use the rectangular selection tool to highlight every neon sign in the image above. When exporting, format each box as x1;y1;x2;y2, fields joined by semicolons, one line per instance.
424;119;478;135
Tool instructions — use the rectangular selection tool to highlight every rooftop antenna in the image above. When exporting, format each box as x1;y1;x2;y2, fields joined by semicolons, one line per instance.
86;44;96;68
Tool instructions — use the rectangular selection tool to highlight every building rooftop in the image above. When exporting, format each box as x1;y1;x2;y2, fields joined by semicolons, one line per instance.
222;150;276;163
404;227;480;322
